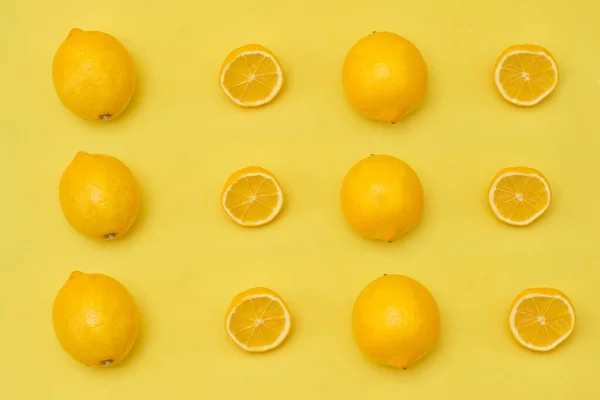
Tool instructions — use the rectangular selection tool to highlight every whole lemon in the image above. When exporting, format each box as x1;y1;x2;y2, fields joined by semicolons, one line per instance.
352;274;440;369
342;32;427;123
341;154;424;242
52;271;140;366
59;152;141;240
52;28;136;121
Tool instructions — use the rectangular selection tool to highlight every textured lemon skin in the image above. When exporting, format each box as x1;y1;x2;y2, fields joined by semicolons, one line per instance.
59;152;141;239
341;154;424;242
52;271;140;366
342;32;428;123
352;274;440;369
52;28;136;121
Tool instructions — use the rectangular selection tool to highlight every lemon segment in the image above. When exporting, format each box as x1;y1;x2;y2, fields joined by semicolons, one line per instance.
219;44;283;107
488;167;551;226
221;166;283;227
494;44;558;106
225;287;291;352
509;288;575;352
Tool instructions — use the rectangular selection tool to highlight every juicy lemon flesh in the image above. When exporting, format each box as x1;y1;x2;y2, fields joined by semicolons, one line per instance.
224;175;280;224
223;53;279;103
228;295;288;350
492;174;549;223
497;51;556;104
513;295;573;350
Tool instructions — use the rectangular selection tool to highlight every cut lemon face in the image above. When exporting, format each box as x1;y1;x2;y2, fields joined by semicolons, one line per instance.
225;287;291;352
494;44;558;106
221;166;283;227
488;167;551;226
509;288;575;352
219;44;283;107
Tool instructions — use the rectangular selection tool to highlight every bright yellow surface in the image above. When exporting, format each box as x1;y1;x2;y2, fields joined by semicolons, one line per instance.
1;1;599;398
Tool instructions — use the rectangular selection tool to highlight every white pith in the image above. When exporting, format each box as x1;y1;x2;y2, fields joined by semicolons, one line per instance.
494;50;558;106
225;294;291;352
222;172;283;226
509;293;575;351
220;51;283;107
488;171;551;226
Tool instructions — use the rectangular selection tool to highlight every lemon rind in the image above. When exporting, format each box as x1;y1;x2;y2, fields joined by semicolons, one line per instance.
488;171;551;226
494;50;558;107
221;172;283;227
509;293;575;352
220;51;283;107
225;293;291;352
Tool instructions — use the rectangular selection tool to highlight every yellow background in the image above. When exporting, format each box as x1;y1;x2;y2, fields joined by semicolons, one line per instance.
1;0;599;398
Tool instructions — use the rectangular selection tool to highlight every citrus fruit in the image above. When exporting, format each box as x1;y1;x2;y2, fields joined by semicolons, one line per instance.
342;31;428;123
53;28;136;121
52;271;140;366
219;44;283;107
221;166;283;227
509;288;575;351
341;154;424;242
494;44;558;106
225;287;291;352
353;274;440;369
488;166;551;226
59;152;141;239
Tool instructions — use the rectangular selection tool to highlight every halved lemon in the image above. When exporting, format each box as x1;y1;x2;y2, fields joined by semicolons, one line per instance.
219;44;283;107
494;44;558;106
509;288;575;352
488;167;551;226
225;287;291;352
221;166;283;227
